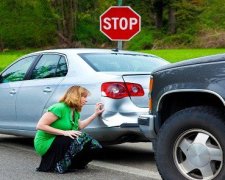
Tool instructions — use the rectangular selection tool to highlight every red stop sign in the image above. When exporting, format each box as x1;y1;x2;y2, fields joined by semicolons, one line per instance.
100;6;141;41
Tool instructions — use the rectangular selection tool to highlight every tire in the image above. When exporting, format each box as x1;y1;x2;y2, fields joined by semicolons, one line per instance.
155;106;225;180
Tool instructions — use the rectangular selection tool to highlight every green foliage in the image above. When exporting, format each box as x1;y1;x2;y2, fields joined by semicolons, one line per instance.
200;0;225;29
126;28;154;50
0;0;56;49
75;12;109;47
124;0;153;27
173;0;205;34
155;33;194;48
1;0;225;49
152;0;208;48
74;0;115;47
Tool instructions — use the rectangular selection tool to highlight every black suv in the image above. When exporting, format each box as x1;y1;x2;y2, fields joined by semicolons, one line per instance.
138;54;225;180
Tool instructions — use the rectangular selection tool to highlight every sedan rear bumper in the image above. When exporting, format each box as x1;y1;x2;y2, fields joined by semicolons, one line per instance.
84;124;149;145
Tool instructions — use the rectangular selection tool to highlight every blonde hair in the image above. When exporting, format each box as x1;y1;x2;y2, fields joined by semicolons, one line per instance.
59;86;90;112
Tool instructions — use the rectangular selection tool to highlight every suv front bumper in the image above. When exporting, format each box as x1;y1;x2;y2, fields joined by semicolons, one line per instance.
138;114;156;140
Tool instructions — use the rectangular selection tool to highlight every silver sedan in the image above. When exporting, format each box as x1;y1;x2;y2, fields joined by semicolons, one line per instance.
0;48;169;144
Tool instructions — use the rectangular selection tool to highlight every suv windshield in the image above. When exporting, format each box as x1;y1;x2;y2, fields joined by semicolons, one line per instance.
80;53;168;72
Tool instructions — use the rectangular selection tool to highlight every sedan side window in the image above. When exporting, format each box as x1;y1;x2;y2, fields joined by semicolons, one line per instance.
55;56;68;77
31;54;63;79
0;56;37;83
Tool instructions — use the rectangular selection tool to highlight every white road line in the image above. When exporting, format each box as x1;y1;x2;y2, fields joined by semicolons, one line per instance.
90;160;161;180
1;143;161;179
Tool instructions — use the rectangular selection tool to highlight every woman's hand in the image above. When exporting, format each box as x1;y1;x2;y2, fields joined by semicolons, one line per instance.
78;103;105;130
95;103;104;115
63;130;82;139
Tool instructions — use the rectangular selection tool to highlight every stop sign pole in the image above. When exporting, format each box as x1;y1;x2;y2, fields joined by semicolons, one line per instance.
117;0;123;50
100;5;141;50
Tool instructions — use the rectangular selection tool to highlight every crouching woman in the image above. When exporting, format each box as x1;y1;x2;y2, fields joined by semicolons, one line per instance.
34;86;104;173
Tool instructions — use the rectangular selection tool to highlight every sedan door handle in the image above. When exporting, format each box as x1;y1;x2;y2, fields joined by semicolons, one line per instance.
43;87;52;93
9;89;16;95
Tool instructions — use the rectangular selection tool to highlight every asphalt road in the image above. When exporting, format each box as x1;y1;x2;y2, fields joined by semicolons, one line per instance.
0;134;161;180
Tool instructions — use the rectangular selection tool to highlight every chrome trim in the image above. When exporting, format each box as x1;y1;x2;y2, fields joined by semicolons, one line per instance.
157;89;225;111
138;114;156;139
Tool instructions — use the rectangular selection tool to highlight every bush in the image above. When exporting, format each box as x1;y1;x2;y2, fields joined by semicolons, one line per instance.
126;28;153;50
153;33;194;49
194;29;225;48
75;14;109;47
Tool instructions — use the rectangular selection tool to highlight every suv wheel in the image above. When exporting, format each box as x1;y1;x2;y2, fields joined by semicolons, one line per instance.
155;106;225;180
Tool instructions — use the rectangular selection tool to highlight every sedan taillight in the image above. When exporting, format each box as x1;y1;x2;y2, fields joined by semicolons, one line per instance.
101;82;144;99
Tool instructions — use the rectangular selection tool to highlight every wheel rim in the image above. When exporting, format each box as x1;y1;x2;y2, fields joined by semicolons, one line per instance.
173;129;223;180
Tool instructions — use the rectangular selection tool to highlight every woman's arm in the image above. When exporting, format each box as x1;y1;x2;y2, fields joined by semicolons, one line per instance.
36;112;81;139
36;112;64;135
79;103;104;129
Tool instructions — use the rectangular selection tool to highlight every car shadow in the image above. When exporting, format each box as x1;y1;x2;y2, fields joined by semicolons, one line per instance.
93;143;155;167
0;134;34;147
0;135;155;170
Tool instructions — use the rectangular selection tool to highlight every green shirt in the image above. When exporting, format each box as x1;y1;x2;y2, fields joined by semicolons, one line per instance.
34;102;80;156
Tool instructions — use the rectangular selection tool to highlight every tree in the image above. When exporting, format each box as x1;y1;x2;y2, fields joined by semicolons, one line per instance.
168;2;176;34
0;0;56;49
151;0;204;35
152;0;164;29
50;0;78;47
173;0;205;34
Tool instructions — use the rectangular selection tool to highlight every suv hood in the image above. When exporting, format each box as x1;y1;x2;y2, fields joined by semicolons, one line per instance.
153;53;225;73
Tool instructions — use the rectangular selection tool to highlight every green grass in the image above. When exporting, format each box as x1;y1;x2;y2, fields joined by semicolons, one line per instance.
0;49;35;72
141;49;225;63
1;48;225;72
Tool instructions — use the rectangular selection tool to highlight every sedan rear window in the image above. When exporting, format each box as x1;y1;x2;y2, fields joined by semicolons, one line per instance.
79;53;168;72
